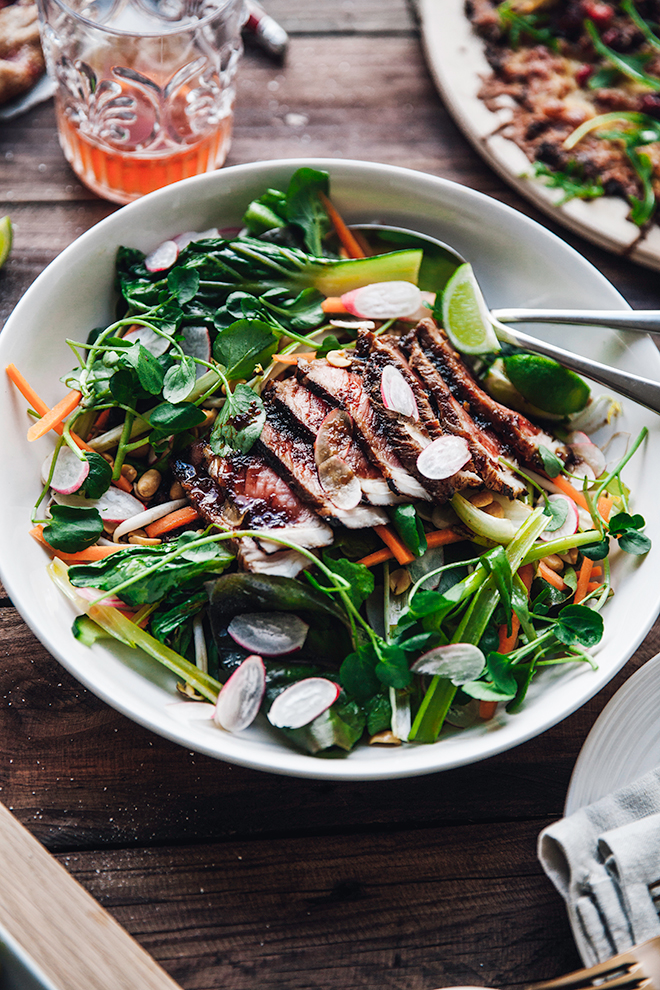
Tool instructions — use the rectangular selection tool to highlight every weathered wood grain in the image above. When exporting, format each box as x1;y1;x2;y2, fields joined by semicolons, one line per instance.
56;819;582;990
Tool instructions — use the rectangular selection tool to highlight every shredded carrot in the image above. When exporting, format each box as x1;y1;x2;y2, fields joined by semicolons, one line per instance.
318;191;365;259
272;352;317;365
356;547;394;568
597;494;615;522
30;525;120;563
92;408;112;432
27;389;82;442
321;297;348;314
538;560;566;591
6;365;94;452
496;564;535;655
356;529;463;568
425;528;464;549
586;581;603;593
590;566;602;578
574;556;594;603
373;524;415;565
550;473;589;511
479;700;498;721
498;615;521;655
113;473;133;493
145;506;201;538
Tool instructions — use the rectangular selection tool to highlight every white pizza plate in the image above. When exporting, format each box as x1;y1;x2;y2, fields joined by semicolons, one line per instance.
1;157;659;780
418;0;660;271
565;651;660;813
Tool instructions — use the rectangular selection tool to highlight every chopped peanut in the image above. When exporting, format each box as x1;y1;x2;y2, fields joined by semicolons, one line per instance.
470;490;494;508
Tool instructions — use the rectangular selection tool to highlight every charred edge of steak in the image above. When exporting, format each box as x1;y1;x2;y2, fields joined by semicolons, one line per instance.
406;336;526;500
355;331;482;502
414;319;570;469
297;358;433;501
172;449;228;528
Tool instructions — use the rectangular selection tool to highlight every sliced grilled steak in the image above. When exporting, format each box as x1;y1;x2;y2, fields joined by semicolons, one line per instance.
354;331;482;502
297;358;433;501
406;334;525;499
257;400;388;529
414;319;569;469
173;442;333;577
266;377;404;506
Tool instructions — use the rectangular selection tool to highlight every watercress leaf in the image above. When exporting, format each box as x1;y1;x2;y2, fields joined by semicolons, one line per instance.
213;319;278;380
555;603;604;648
544;497;569;532
538;445;563;478
167;267;200;305
81;452;113;499
177;530;229;562
322;554;374;610
580;538;610;561
375;643;412;690
163;356;196;403
209;383;266;457
43;505;104;552
315;335;343;359
609;511;645;536
285;167;331;256
122;343;165;395
340;642;380;701
619;529;652;554
261;286;325;332
110;368;139;405
149;400;207;435
389;503;428;557
486;652;518;695
364;692;392;736
460;680;515;702
397;631;436;652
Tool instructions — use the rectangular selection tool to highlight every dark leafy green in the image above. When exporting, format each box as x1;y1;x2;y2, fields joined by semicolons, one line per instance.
208;383;266;457
43;505;104;553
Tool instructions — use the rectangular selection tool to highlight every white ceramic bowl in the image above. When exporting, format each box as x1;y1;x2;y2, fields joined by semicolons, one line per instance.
2;158;659;781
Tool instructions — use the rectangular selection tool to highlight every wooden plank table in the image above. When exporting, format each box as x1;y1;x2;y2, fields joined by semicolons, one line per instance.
1;2;659;987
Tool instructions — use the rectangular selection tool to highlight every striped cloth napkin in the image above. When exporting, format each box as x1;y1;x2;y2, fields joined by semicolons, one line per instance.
538;767;660;965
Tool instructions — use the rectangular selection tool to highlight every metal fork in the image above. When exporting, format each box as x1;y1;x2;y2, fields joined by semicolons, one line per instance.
525;935;660;990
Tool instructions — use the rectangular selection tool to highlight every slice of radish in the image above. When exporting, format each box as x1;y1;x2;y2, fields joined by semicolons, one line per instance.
228;612;309;656
181;325;212;377
315;408;353;463
569;437;606;478
538;493;580;542
42;447;89;495
171;228;220;250
123;324;170;358
341;281;422;320
411;643;485;684
380;364;419;420
417;436;470;480
214;655;266;733
317;455;362;510
52;487;145;524
267;677;341;729
145;239;179;272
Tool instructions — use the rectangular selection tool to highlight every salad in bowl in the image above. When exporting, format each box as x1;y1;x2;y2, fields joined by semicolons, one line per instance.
1;159;658;779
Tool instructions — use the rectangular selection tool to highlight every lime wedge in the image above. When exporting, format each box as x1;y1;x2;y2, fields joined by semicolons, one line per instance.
504;352;590;416
0;216;13;270
441;262;500;355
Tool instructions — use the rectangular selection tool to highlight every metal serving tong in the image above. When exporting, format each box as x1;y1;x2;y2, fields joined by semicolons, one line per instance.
353;224;660;417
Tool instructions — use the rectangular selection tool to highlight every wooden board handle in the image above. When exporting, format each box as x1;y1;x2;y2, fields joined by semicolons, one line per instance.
0;802;182;990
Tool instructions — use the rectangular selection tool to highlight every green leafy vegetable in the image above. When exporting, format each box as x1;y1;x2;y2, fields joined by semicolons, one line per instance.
43;505;104;552
609;511;651;554
68;533;235;606
209;383;266;457
533;161;604;205
284;167;331;256
213;319;278;380
389;504;428;557
554;604;604;648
